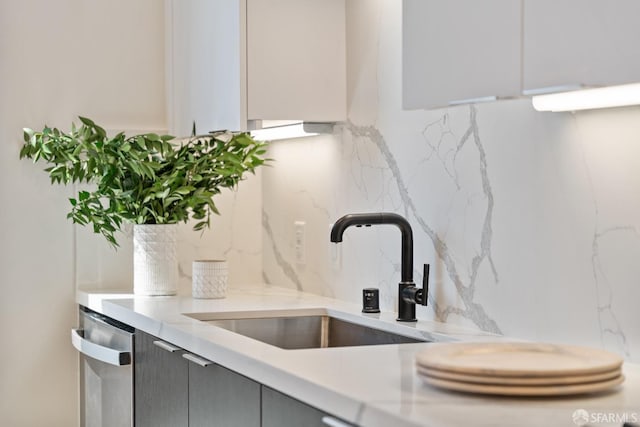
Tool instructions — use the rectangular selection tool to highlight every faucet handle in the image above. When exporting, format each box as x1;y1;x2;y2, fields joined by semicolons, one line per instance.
400;263;430;306
420;264;429;306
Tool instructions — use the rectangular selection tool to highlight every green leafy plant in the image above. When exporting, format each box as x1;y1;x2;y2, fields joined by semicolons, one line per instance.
20;117;269;246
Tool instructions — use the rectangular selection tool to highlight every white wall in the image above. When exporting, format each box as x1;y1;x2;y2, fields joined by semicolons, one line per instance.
262;0;640;362
0;2;165;425
0;0;264;423
1;2;264;424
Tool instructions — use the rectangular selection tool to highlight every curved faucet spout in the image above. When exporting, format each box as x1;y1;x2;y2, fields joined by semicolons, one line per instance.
330;212;413;283
330;212;427;322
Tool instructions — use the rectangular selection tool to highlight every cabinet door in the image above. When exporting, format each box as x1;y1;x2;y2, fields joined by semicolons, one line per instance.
523;0;640;92
166;0;244;135
188;360;261;427
134;332;189;427
402;0;521;109
262;386;353;427
166;0;346;136
247;0;346;122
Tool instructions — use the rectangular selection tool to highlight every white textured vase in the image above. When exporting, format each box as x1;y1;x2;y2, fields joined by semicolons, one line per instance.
133;224;179;296
192;260;228;299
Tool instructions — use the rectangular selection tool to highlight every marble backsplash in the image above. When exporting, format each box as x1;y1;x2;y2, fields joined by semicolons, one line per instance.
262;0;640;362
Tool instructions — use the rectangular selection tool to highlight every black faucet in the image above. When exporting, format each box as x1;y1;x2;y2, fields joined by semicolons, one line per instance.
330;212;429;322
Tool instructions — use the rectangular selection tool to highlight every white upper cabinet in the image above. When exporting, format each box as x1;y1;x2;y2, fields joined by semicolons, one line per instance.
402;0;521;110
166;0;346;135
523;0;640;93
403;0;640;109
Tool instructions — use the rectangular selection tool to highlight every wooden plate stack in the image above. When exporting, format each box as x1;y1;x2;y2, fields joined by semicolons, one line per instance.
415;342;624;396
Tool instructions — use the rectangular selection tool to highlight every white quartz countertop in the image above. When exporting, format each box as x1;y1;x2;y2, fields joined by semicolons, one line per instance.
77;286;640;427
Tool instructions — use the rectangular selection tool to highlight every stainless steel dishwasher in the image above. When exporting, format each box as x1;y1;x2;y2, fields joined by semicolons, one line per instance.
72;307;135;427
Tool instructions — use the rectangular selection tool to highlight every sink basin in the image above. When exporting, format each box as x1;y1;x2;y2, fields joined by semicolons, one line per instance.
184;309;428;350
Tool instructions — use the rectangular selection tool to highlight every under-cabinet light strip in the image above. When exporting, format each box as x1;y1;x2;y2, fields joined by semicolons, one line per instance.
250;122;333;141
532;82;640;112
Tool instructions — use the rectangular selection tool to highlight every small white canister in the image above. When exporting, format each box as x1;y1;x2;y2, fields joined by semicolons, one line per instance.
192;260;228;299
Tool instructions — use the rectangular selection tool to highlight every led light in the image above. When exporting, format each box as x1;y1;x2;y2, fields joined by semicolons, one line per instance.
532;83;640;112
250;121;333;141
448;95;497;106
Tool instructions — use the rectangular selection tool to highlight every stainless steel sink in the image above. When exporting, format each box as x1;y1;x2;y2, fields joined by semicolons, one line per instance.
185;310;427;350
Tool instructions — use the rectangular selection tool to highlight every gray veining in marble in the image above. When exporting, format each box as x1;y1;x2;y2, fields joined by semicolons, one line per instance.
566;111;639;359
345;106;501;334
261;0;640;363
294;189;332;221
592;225;636;357
262;210;304;291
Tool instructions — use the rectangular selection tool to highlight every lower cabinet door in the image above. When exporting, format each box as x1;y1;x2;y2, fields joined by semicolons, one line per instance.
134;330;349;427
134;331;189;427
188;361;261;427
262;386;353;427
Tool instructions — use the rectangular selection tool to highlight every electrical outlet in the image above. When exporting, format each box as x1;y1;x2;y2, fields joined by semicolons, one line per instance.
294;221;306;265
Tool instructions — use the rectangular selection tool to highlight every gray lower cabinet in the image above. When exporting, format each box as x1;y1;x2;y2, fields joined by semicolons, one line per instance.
135;331;352;427
135;330;261;427
135;331;189;427
189;361;261;427
262;386;353;427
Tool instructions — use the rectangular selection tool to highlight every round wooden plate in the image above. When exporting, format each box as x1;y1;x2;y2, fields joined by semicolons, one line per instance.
415;342;623;377
418;372;624;397
416;365;622;386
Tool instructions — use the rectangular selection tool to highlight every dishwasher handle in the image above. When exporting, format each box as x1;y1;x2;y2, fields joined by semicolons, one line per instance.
71;328;132;366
